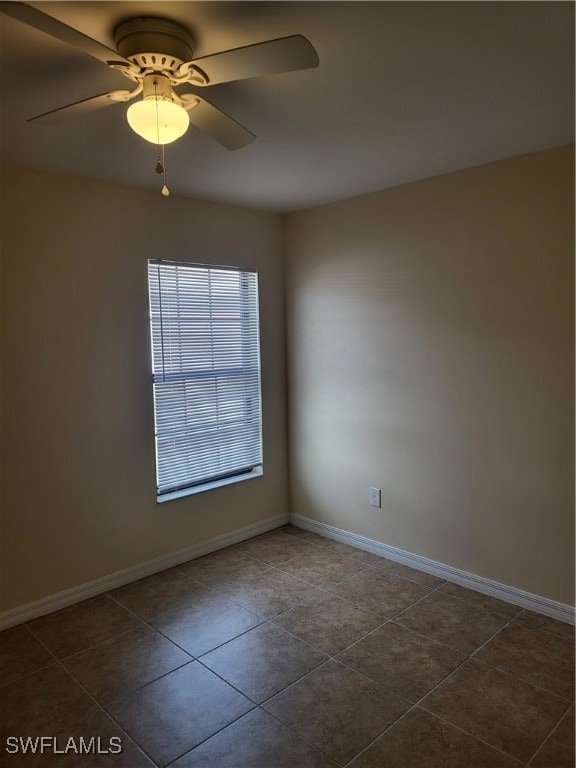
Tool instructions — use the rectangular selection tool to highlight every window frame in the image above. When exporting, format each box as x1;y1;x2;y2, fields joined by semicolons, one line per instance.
147;259;264;502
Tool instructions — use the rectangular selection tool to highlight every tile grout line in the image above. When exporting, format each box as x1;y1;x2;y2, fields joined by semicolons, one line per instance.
160;619;377;766
104;591;267;690
267;601;567;768
161;708;260;768
21;592;169;660
281;527;575;629
106;585;267;652
341;611;525;766
282;526;549;622
512;616;575;643
416;706;528;767
525;704;573;767
267;586;490;670
416;608;571;766
0;657;59;689
236;530;420;582
17;553;433;681
290;558;571;694
53;591;277;767
254;704;344;766
386;618;472;653
461;608;574;701
242;649;443;767
392;606;546;757
100;592;333;760
176;560;335;617
100;594;274;735
269;614;391;659
45;624;151;663
8;623;62;684
469;656;574;703
171;531;524;635
104;554;404;691
339;706;417;768
270;559;516;628
22;622;161;768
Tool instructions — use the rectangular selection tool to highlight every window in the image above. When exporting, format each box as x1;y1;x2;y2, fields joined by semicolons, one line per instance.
147;260;263;501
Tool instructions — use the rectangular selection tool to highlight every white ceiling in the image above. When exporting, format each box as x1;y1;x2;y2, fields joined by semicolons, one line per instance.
0;1;573;213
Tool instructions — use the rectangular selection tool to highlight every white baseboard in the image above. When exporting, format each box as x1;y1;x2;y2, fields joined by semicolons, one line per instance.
290;514;575;626
0;513;289;631
3;511;573;630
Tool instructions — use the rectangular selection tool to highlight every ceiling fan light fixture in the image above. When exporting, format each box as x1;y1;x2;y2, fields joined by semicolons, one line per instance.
127;97;189;145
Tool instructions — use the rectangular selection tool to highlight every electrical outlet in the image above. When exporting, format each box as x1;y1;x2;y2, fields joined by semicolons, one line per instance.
369;487;381;508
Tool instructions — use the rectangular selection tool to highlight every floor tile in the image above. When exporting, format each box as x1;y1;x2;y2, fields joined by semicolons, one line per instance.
515;609;575;643
217;568;321;618
439;582;521;618
106;661;254;767
273;592;384;655
5;527;571;768
27;596;142;658
279;526;330;546
337;622;464;700
318;539;395;567
331;569;430;617
347;549;396;567
279;524;313;538
277;547;367;588
348;707;522;767
385;563;446;588
62;625;191;703
171;708;339;767
263;660;410;765
178;548;268;588
200;622;327;702
234;531;319;564
422;659;570;762
0;624;54;686
110;570;211;623
474;621;575;699
152;591;264;657
395;591;508;653
531;706;575;768
0;664;96;745
1;708;155;768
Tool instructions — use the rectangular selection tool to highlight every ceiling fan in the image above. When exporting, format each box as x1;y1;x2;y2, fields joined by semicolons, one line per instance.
0;2;319;152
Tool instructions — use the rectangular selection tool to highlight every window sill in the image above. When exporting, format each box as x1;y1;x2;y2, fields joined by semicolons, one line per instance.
156;467;263;503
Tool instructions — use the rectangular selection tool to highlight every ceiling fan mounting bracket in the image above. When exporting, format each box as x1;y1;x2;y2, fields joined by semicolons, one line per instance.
115;18;193;59
113;17;207;86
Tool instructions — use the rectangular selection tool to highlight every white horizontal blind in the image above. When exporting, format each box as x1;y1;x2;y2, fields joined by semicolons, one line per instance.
148;260;262;496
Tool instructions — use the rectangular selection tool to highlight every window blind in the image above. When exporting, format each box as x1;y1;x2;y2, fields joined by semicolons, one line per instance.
148;260;263;497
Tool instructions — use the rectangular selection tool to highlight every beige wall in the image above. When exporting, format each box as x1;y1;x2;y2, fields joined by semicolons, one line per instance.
0;165;288;611
284;147;574;605
1;148;573;613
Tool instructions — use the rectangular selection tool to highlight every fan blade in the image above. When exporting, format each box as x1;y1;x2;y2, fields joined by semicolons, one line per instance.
189;35;319;86
0;2;134;67
29;91;127;124
181;95;255;150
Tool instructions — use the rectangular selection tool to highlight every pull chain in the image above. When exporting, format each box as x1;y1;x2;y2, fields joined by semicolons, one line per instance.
153;79;170;197
160;145;169;197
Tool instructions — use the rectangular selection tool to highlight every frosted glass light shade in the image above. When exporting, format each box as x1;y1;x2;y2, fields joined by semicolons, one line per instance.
127;98;189;145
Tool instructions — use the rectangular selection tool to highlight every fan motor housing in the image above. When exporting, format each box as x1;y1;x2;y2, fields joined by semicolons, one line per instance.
115;18;194;69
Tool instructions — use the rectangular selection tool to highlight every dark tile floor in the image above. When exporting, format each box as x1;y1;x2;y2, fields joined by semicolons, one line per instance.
1;524;574;767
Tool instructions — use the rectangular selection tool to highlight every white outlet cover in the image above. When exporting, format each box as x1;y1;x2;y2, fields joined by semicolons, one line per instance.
369;487;381;507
